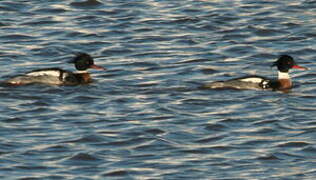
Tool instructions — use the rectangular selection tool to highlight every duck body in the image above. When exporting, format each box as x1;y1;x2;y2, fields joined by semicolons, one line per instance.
205;75;271;90
204;55;307;91
204;74;290;90
5;53;105;86
6;68;92;85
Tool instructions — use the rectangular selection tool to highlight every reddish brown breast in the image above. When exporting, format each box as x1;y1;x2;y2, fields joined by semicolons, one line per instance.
278;79;292;89
74;73;92;84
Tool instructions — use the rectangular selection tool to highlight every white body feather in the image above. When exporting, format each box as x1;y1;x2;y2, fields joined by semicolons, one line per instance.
239;77;264;83
6;69;73;85
26;70;61;77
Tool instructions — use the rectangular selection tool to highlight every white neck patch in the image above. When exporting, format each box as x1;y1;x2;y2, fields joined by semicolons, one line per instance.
75;70;88;73
278;71;290;79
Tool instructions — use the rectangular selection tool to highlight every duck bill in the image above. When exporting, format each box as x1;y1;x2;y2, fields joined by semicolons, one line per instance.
292;65;308;70
90;64;106;70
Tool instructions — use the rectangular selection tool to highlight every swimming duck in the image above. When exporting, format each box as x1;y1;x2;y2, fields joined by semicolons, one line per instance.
6;53;106;85
203;55;307;90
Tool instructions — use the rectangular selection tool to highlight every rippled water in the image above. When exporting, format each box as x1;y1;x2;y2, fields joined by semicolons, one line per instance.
1;0;316;179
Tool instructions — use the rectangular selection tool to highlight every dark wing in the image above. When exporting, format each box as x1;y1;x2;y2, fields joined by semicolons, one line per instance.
263;80;281;90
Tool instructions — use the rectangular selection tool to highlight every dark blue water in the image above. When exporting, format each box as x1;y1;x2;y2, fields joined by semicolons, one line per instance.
1;0;316;179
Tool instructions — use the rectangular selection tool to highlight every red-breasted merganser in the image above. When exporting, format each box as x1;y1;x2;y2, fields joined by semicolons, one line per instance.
6;53;106;85
203;55;307;90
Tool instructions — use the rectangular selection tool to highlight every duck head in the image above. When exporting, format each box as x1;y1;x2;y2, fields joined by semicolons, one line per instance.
272;55;307;72
69;53;106;71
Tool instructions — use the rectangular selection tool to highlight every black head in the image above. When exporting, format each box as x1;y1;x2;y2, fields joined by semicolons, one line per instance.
272;55;307;72
69;53;105;71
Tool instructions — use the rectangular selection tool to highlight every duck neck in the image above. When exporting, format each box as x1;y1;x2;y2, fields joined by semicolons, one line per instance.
278;71;292;89
278;71;290;80
75;70;88;74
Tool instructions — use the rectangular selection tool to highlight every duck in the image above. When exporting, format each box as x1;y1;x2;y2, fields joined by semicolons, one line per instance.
5;53;106;86
203;55;307;90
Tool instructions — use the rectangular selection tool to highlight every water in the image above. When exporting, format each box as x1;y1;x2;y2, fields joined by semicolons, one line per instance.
0;0;316;179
